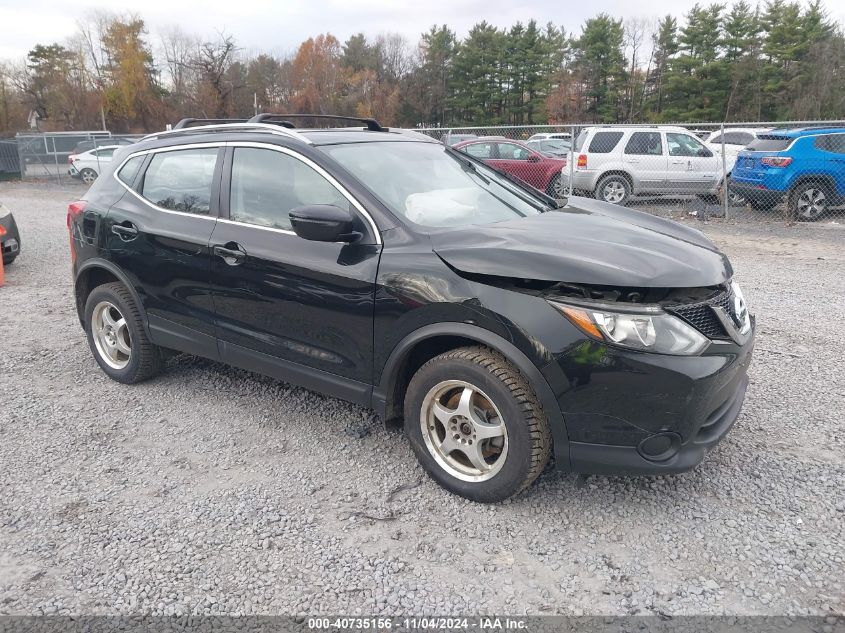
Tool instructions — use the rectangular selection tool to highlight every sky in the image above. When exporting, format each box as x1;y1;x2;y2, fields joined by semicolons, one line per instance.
1;0;844;61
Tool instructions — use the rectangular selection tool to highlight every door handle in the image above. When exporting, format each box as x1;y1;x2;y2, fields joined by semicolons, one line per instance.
111;222;138;241
213;242;247;265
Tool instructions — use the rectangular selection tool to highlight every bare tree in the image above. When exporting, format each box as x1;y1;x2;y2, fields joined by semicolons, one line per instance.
623;17;652;121
191;33;241;118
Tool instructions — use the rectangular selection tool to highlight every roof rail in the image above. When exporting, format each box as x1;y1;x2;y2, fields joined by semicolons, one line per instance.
173;118;249;130
140;122;312;144
249;113;387;132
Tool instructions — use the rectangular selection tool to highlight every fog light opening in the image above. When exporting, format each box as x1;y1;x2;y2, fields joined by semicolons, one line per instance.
637;432;681;463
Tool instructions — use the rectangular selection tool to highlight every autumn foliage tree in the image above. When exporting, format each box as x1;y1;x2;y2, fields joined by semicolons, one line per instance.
2;2;845;136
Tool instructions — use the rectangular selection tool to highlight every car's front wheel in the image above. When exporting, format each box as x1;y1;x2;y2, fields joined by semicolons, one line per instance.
84;282;162;384
404;346;552;503
595;174;631;205
546;175;564;198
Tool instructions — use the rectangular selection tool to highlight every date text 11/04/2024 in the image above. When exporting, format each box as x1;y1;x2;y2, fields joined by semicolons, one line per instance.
307;617;528;630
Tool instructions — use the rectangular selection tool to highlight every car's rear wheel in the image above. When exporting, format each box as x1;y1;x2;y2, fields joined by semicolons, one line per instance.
404;346;551;503
595;175;631;205
80;168;98;184
789;182;831;221
84;282;162;383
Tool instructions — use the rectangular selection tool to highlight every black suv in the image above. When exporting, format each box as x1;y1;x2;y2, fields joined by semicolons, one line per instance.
68;114;755;502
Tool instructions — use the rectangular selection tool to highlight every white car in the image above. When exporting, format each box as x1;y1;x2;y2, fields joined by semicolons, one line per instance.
527;131;571;142
704;127;770;172
68;145;121;184
562;126;727;205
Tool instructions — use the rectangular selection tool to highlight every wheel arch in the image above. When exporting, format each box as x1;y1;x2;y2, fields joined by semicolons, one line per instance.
788;173;838;196
74;259;150;337
373;322;570;471
595;170;635;193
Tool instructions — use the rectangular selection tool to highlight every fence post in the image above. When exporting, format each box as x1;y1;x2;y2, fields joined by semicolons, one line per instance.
721;122;728;220
568;125;575;197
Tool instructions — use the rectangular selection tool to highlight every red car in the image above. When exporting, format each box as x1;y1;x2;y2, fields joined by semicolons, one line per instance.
453;137;566;197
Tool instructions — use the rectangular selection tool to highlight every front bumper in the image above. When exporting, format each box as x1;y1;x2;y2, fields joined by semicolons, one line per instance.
545;323;755;475
0;209;21;261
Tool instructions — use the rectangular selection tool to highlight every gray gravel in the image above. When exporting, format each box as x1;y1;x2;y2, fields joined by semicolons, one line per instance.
0;181;843;617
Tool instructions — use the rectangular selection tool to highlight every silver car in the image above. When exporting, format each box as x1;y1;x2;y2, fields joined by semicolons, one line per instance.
563;126;726;205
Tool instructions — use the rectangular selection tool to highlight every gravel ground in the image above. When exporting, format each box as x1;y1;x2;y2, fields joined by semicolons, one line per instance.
0;181;843;617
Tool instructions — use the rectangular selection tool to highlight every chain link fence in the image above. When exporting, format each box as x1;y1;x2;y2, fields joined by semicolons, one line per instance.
417;121;845;224
14;131;143;183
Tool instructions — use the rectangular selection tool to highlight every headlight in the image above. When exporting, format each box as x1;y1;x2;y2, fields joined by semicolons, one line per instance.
550;301;709;356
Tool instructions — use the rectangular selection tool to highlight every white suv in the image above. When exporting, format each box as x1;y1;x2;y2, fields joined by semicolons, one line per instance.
563;126;725;205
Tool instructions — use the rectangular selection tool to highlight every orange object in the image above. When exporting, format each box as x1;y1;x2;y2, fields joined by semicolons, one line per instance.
555;305;604;340
0;224;6;287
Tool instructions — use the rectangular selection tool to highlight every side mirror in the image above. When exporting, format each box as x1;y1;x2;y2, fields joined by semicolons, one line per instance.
697;148;713;158
527;153;541;162
289;204;358;243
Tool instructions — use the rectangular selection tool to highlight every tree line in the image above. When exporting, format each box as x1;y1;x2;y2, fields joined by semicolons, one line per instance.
0;1;843;135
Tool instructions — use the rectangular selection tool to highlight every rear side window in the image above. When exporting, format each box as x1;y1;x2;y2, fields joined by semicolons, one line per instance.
747;136;792;151
230;148;349;231
496;143;530;160
588;131;624;153
625;132;662;156
117;155;145;186
141;148;219;214
814;134;845;154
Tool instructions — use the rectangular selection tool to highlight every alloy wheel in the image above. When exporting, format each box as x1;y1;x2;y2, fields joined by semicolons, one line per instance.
796;188;827;220
420;380;508;482
91;301;131;369
602;180;626;204
81;170;97;184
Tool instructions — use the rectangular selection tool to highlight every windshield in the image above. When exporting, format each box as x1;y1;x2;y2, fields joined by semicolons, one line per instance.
538;140;570;154
321;141;546;228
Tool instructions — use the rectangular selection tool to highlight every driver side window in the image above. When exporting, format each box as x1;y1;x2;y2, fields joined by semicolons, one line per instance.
666;133;709;157
230;147;349;231
496;143;530;160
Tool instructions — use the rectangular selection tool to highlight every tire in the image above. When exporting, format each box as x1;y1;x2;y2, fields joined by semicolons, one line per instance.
789;181;832;221
80;168;98;185
404;346;552;503
84;281;162;384
594;174;631;205
545;175;564;198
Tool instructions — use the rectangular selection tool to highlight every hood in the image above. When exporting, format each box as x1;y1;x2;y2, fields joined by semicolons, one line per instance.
431;197;733;288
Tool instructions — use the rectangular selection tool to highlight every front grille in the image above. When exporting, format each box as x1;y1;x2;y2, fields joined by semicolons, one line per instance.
669;290;733;340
